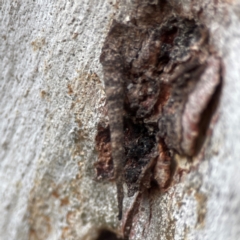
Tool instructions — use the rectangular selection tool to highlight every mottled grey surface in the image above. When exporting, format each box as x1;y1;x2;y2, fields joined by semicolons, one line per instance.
0;1;117;239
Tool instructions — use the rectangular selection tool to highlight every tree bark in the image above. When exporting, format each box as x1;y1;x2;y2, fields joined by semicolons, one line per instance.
1;0;240;240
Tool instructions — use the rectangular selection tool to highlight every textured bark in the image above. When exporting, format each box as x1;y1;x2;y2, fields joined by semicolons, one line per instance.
0;1;240;240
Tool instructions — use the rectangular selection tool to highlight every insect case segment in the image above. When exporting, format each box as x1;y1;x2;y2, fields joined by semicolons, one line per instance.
98;15;221;222
100;21;129;220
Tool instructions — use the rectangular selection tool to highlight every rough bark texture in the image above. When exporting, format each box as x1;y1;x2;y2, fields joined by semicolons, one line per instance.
1;0;240;240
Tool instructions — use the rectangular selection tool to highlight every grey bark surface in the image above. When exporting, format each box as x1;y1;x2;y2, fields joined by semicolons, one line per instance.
0;0;240;240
